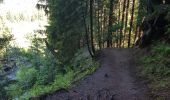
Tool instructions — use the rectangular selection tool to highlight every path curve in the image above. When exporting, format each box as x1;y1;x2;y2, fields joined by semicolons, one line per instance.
44;48;150;100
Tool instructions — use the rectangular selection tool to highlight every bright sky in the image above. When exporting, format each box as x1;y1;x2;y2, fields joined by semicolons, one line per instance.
3;0;38;11
0;0;47;48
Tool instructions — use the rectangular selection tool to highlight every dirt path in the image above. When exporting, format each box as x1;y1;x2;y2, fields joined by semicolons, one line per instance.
44;48;150;100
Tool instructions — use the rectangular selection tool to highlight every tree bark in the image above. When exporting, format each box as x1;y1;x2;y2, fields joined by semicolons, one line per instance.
120;0;127;47
128;0;136;47
82;0;94;58
97;1;102;49
103;8;107;48
107;0;114;47
90;0;95;55
123;0;130;47
116;1;121;47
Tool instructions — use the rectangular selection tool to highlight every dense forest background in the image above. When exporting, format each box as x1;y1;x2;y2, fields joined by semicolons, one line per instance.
0;0;170;99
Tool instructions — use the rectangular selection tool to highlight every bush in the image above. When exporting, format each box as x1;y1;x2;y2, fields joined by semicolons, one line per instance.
37;65;56;85
16;67;37;89
3;41;98;99
0;76;8;99
36;49;57;85
152;43;170;56
5;84;23;99
16;48;98;99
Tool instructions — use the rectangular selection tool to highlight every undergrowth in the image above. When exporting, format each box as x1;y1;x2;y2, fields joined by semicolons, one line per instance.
140;42;170;99
4;48;98;100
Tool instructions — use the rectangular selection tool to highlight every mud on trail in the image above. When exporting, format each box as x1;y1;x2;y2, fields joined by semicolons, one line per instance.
42;48;150;100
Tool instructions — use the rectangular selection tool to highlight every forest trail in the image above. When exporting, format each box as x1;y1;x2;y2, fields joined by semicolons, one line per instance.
44;48;150;100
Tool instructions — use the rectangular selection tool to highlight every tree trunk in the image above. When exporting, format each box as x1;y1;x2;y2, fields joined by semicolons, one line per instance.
97;1;102;49
120;0;127;47
116;1;121;47
82;0;94;58
90;0;95;55
123;0;130;47
128;0;136;47
101;3;104;48
103;8;107;48
107;0;114;47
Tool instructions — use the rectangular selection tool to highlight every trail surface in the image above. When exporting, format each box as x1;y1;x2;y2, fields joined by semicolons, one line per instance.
44;48;149;100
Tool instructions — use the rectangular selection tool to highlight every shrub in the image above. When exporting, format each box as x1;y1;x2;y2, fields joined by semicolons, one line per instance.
152;43;170;56
141;44;170;78
37;65;56;85
5;84;23;99
0;76;8;99
16;67;37;89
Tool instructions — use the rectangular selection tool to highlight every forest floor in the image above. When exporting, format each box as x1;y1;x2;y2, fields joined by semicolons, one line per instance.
42;48;151;100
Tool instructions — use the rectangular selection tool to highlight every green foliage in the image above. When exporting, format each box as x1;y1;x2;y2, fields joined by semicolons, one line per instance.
1;0;100;99
47;0;85;63
16;48;98;99
16;67;37;89
140;42;170;98
136;0;147;26
141;56;170;77
0;17;12;52
165;27;170;35
111;23;122;32
37;66;52;85
3;42;98;99
36;57;57;85
152;43;170;56
140;43;170;78
2;33;58;98
71;48;99;81
5;84;23;99
19;71;74;99
0;76;8;99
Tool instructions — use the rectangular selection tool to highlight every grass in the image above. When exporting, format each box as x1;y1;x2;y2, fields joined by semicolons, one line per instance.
18;61;98;100
139;42;170;99
20;71;74;99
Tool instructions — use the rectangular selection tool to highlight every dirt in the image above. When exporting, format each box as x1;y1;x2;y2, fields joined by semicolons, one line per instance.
42;48;150;100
